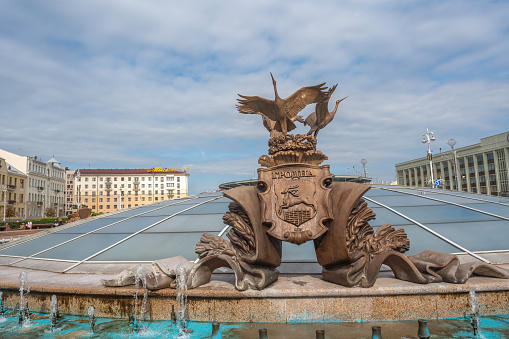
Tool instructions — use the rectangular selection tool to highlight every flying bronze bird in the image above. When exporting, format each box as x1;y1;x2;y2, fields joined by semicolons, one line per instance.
304;84;346;137
236;73;328;135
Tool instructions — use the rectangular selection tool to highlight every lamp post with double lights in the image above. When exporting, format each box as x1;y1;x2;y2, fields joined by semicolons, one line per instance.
360;159;368;178
422;128;436;188
447;139;460;191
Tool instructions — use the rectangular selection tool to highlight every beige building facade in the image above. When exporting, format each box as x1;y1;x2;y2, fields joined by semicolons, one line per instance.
0;149;66;218
74;168;190;214
395;131;509;196
1;157;27;221
65;169;76;216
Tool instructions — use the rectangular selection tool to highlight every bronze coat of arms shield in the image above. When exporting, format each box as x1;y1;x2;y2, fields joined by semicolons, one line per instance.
258;164;333;245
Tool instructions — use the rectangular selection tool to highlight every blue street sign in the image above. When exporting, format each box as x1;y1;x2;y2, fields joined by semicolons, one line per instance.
435;179;441;186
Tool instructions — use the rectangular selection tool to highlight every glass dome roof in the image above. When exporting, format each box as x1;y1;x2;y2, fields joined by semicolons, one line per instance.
1;185;508;275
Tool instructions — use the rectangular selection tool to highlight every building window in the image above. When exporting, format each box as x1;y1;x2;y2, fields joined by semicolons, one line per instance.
99;205;103;209
106;205;110;209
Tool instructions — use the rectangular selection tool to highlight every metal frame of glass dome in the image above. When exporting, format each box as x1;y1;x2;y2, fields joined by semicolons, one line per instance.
1;185;509;274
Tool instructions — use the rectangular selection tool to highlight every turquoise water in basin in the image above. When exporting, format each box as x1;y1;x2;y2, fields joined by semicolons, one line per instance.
1;312;508;338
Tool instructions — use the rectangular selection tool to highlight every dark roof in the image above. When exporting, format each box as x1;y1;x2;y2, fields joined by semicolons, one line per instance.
75;168;188;175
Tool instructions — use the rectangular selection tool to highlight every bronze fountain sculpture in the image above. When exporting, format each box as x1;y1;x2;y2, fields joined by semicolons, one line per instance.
103;74;508;291
188;74;509;291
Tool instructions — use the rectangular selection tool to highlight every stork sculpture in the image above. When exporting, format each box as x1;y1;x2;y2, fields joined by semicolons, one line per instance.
236;73;328;135
304;84;346;137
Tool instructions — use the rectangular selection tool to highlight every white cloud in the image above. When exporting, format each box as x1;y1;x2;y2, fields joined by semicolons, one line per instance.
0;0;508;192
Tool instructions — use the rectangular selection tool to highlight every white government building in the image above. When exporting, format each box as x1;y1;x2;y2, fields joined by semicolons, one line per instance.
395;131;509;196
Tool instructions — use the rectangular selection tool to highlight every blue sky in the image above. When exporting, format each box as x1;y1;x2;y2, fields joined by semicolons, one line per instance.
1;0;508;194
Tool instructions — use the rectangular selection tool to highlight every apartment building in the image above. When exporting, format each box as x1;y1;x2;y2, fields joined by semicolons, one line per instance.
0;157;27;220
74;167;190;214
0;149;66;218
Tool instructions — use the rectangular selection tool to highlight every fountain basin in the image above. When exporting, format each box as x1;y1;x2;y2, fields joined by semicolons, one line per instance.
1;265;508;323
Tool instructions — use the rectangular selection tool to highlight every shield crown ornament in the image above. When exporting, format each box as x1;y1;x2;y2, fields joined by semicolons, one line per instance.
258;164;333;245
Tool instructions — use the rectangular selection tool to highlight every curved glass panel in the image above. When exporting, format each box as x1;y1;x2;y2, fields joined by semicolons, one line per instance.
34;234;128;261
144;214;225;233
282;241;317;262
0;233;78;256
95;216;169;233
393;205;498;224
424;220;509;252
181;201;231;215
91;233;203;261
462;203;509;218
368;195;445;207
368;207;411;226
56;218;125;234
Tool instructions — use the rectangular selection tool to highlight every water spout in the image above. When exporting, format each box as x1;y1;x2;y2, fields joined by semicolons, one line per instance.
88;305;95;334
49;295;59;331
176;263;192;336
132;265;148;333
468;290;480;335
18;271;31;327
0;291;5;318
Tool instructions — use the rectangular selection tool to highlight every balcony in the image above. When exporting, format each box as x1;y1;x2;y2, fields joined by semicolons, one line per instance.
7;200;16;205
134;187;140;191
7;185;16;190
37;186;44;191
54;189;60;193
105;187;112;192
36;202;43;206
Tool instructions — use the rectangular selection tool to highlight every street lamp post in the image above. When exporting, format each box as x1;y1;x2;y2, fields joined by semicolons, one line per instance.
360;159;368;178
447;139;460;191
422;128;436;188
2;186;6;222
